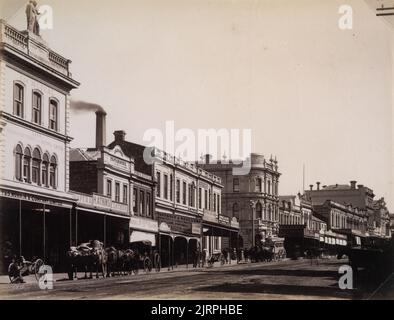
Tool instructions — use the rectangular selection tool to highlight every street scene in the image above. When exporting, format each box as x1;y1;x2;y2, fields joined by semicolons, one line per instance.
0;0;394;301
0;258;392;300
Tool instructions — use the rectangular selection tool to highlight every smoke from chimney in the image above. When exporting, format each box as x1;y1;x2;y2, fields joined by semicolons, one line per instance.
70;100;106;113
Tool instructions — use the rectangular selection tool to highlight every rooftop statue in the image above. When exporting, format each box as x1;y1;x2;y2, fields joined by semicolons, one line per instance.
26;0;40;36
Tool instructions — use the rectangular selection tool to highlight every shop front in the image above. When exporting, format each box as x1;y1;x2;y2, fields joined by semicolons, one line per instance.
0;189;75;273
157;211;202;269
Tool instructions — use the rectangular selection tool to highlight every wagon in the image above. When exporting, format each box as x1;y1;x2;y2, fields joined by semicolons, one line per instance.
129;241;161;273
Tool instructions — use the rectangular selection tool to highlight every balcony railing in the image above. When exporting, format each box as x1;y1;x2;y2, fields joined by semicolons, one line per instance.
71;191;129;216
0;20;71;77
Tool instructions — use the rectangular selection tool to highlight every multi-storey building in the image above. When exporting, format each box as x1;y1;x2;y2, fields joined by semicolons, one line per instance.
69;112;156;249
305;181;390;238
0;21;79;272
278;194;327;258
198;153;281;248
108;132;239;268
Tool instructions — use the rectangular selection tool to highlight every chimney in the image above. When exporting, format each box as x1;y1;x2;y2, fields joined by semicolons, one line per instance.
350;181;357;189
316;182;321;190
309;185;314;191
95;110;107;149
114;130;126;143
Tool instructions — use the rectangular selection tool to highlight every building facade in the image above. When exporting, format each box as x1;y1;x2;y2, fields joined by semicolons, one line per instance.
305;181;390;238
278;194;327;258
198;153;281;248
108;132;239;268
0;21;79;272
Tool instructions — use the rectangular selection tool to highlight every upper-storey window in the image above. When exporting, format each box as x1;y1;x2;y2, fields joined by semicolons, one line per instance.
156;172;161;198
255;177;262;193
42;153;49;187
49;99;58;131
233;178;240;192
182;181;187;205
32;91;42;125
115;182;120;202
15;145;23;181
164;174;168;199
256;202;262;219
23;148;31;183
49;156;57;189
32;148;41;185
233;203;239;219
176;179;180;203
13;83;24;118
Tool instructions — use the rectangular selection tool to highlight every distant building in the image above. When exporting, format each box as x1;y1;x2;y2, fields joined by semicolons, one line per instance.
198;153;281;248
278;194;327;258
305;181;390;238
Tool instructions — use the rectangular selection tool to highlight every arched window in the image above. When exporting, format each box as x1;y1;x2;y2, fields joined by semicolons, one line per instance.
32;91;42;125
256;202;262;219
49;156;57;189
15;145;23;181
49;99;58;131
14;83;24;117
32;148;41;185
232;203;239;220
255;177;262;192
42;153;49;187
23;148;31;183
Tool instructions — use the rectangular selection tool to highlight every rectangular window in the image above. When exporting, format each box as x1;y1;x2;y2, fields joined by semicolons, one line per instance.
198;188;202;209
106;180;112;198
213;193;216;212
123;185;128;204
133;188;137;214
146;192;151;217
182;181;187;205
188;184;192;206
32;92;41;125
170;174;173;201
49;100;58;131
115;182;120;202
14;83;24;117
164;174;168;199
139;190;145;215
32;158;40;185
233;178;240;192
217;194;220;213
176;179;180;203
156;172;161;198
267;181;271;195
204;190;208;209
208;189;211;210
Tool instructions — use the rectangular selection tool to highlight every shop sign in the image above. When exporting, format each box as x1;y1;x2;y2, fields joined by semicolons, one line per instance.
130;216;158;233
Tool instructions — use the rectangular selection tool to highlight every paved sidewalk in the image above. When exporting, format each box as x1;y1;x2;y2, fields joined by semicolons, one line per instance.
0;259;244;285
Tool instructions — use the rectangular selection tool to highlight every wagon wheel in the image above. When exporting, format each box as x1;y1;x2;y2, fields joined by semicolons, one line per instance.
220;254;226;266
143;257;152;273
33;259;45;281
154;253;161;272
132;259;139;275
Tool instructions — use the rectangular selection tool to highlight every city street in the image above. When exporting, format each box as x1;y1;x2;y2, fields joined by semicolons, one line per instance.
1;258;391;300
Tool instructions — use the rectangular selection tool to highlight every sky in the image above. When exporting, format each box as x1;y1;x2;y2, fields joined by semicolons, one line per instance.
1;0;393;209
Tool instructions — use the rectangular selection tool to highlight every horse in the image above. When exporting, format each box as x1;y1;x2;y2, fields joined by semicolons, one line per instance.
66;241;107;280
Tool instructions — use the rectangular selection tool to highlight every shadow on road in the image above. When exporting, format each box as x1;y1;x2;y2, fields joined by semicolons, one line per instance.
219;268;339;279
193;282;362;299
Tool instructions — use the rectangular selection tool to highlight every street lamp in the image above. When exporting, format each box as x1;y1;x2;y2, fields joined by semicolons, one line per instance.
250;200;256;247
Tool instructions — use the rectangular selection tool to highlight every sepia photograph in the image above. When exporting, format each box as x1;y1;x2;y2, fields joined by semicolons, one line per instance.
0;0;393;308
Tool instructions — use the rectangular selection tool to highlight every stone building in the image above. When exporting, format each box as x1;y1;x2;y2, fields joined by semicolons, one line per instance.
0;21;79;272
198;153;281;248
305;181;390;238
278;194;327;258
107;132;239;268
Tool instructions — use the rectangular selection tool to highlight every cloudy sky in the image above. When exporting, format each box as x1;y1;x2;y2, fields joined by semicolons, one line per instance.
1;0;393;208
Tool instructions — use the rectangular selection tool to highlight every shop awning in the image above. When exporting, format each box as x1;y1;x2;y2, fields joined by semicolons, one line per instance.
130;230;156;246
